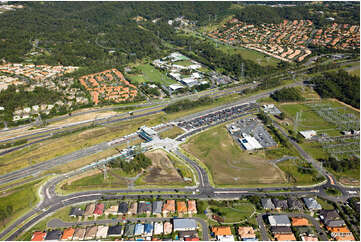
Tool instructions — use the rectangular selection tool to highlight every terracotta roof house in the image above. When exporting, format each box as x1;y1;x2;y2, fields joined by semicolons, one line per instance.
327;226;353;238
291;217;310;226
45;230;62;240
108;225;123;237
238;227;256;240
274;233;297;241
61;228;75;240
84;203;96;217
104;205;118;216
84;226;98;240
335;235;355;241
69;207;83;217
187;200;197;214
301;236;319;241
72;228;86;241
185;237;200;241
163;221;173;235
128;202;138;215
96;225;109;239
93;203;104;216
212;226;232;236
31;231;46;241
118;202;129;215
162;200;175;215
177;201;188;214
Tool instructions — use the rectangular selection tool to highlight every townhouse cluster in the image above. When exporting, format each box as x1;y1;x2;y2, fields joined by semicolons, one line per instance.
311;23;360;50
79;69;138;105
208;18;360;62
152;52;209;92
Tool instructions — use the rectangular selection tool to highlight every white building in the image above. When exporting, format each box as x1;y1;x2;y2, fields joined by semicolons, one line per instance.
299;130;317;139
181;78;198;87
153;222;163;235
217;235;235;241
239;133;263;150
268;215;291;227
169;84;184;92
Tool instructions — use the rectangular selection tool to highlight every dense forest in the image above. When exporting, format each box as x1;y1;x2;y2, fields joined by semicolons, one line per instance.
311;70;360;108
271;87;305;102
320;157;359;173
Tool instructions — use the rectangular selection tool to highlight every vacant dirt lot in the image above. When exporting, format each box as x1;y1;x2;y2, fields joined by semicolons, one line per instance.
182;125;286;186
143;149;184;185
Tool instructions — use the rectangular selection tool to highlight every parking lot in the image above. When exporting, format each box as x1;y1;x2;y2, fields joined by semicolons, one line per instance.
227;117;277;149
177;103;259;131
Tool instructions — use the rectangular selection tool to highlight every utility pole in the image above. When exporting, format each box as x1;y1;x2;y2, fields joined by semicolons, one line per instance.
103;164;107;180
241;62;244;80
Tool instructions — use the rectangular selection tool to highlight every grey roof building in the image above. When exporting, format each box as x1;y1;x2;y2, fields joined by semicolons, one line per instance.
118;202;128;214
153;201;163;214
272;199;288;210
138;201;152;214
178;230;198;239
261;198;275;210
268;215;291;227
173;219;197;231
326;220;346;227
69;207;83;217
108;225;123;237
124;224;135;237
287;198;303;210
45;230;62;240
271;226;293;234
303;197;322;210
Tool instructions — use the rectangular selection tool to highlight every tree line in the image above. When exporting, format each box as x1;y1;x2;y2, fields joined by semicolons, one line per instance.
109;153;152;174
271;87;305;102
164;96;213;113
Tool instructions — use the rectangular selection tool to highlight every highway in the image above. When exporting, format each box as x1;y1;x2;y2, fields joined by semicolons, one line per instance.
0;82;359;241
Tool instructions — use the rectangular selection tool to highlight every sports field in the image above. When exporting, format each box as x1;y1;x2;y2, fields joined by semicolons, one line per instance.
126;63;177;85
182;125;286;186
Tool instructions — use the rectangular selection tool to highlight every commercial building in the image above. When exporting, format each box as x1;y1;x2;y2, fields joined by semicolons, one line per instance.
239;133;263;150
299;130;317;139
138;126;158;142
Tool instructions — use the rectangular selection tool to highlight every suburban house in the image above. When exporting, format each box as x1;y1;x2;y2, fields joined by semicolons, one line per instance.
179;230;198;240
272;199;288;210
107;225;123;237
287;198;304;210
187;200;197;214
60;228;75;240
152;201;163;216
327;226;354;240
144;223;154;236
44;230;62;240
261;198;275;210
72;228;86;241
128;202;138;215
118;202;129;215
163;222;173;235
162;200;176;216
153;222;163;235
134;223;145;236
303;198;322;211
96;226;109;239
123;224;135;237
84;226;97;240
83;203;96;217
177;201;188;214
268;215;291;227
104;205;118;216
274;233;297;241
69;207;83;217
319;210;346;227
301;235;319;241
173;219;198;232
271;226;293;234
138;201;152;215
212;226;234;241
291;217;310;227
93;203;104;217
31;231;46;241
238;227;257;241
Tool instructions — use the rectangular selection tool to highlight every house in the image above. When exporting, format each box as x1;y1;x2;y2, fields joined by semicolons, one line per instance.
123;224;135;237
164;221;173;235
238;227;257;241
128;202;138;215
138;201;152;214
216;235;235;241
134;223;145;236
179;230;198;239
144;223;154;236
108;225;123;237
319;210;345;227
187;200;197;214
177;201;187;214
271;226;293;234
162;200;175;216
272;199;288;210
185;237;200;241
69;207;83;217
261;198;275;210
299;130;317;139
301;235;319;241
212;226;232;237
287;198;303;210
96;226;109;239
31;231;46;241
72;228;86;240
93;203;104;217
153;222;163;235
303;198;322;211
104;205;118;216
84;226;97;240
45;230;62;240
118;202;128;215
327;226;354;238
152;201;163;215
274;233;297;241
268;215;291;227
84;203;95;217
174;219;197;232
61;228;75;240
291;217;310;226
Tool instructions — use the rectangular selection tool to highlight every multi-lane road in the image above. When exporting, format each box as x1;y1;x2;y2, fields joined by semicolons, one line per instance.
0;81;359;241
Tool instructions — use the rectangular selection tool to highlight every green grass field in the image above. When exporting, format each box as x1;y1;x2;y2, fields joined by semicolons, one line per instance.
182;125;286;186
209;202;255;223
126;63;177;85
277;159;324;185
159;126;185;139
